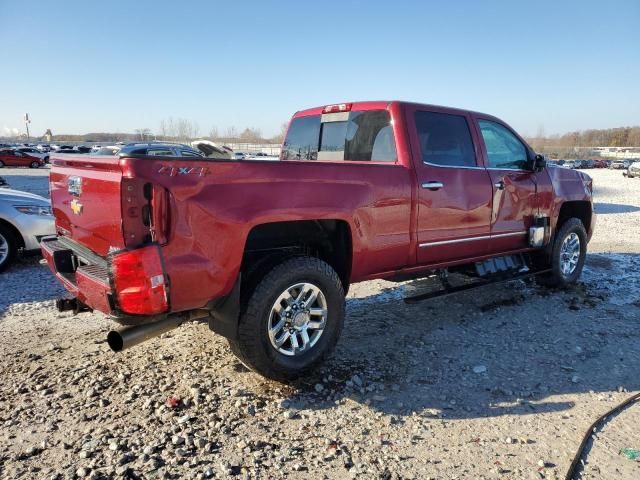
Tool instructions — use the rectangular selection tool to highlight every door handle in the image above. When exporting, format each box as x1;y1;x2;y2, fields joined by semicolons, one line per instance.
494;180;505;190
421;181;444;191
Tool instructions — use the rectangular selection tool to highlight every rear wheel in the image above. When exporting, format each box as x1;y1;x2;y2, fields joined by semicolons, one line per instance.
0;225;18;272
228;256;345;381
0;160;4;167
536;218;587;287
30;161;40;168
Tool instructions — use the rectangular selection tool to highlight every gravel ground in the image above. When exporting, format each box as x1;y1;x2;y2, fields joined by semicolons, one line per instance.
0;167;639;480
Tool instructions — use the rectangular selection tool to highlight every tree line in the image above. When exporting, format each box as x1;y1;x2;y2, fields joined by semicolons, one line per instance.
30;118;288;144
526;126;640;150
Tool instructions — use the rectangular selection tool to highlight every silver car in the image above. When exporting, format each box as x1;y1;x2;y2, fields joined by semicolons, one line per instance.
0;188;55;271
623;161;640;178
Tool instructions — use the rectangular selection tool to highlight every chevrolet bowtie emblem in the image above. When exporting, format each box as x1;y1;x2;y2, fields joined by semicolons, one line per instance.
70;198;83;215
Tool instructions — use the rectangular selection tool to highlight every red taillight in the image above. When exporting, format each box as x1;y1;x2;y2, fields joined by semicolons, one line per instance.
111;245;168;315
322;103;352;114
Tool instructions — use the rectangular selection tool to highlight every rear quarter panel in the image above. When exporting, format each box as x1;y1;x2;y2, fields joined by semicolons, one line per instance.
125;158;413;312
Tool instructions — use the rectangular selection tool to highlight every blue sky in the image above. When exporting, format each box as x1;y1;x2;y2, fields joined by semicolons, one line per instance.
1;0;638;138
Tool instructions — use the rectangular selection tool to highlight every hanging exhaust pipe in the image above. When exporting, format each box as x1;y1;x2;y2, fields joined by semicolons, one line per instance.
107;309;209;352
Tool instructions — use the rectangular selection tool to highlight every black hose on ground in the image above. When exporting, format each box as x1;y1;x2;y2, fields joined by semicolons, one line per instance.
565;391;640;480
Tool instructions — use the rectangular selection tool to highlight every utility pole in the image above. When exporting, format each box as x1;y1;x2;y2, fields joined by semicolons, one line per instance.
24;113;31;141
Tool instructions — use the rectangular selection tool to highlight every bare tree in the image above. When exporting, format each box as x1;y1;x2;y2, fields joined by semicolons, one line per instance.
270;122;289;143
134;128;152;141
209;126;219;140
225;126;238;139
239;127;263;142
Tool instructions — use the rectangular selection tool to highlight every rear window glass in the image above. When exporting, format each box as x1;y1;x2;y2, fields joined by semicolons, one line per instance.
283;110;397;162
146;149;174;156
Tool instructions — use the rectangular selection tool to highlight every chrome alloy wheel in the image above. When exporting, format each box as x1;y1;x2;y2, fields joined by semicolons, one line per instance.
0;232;9;265
267;282;328;356
560;232;581;276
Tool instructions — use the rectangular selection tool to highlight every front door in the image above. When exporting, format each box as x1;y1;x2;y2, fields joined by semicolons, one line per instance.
475;118;537;253
408;107;493;265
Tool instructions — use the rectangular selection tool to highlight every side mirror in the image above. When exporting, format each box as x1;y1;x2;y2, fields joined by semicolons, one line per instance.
532;154;546;172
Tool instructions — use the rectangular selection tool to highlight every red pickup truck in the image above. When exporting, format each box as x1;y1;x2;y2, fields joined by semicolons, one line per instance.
42;101;594;381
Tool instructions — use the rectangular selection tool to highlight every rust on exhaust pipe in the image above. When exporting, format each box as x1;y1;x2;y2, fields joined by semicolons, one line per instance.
107;309;209;352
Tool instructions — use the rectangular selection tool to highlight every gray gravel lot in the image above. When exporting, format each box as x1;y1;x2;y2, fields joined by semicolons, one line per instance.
0;167;638;479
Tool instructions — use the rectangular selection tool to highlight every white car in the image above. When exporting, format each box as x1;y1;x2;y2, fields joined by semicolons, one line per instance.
623;161;640;178
0;188;55;271
246;152;279;161
15;147;50;163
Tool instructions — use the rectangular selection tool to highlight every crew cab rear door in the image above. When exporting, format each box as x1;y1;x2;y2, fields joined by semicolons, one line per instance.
473;116;537;253
406;106;493;265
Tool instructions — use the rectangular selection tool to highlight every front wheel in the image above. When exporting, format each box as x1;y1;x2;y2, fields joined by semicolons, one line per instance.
30;161;40;168
536;218;587;287
228;256;345;381
0;225;18;272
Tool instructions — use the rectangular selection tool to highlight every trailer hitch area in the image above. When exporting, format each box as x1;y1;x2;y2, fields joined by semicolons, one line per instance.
56;297;92;314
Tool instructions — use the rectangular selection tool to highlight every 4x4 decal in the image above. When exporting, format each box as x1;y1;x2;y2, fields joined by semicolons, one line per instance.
157;165;211;177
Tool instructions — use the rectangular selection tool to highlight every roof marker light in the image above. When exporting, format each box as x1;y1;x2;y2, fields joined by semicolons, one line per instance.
322;103;352;114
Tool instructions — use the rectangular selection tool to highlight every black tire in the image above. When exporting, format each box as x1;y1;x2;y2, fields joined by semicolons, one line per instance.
0;160;4;167
30;161;40;168
536;218;587;288
228;256;345;381
0;224;18;273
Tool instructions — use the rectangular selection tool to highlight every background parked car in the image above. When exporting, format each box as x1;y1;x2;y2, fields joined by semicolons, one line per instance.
562;160;580;169
623;161;640;178
246;152;279;160
593;159;609;168
15;147;50;163
0;149;45;168
0;188;55;271
92;146;121;156
51;145;75;152
610;159;633;169
580;159;595;168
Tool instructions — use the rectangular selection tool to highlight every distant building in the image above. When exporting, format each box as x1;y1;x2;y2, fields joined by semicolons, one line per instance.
576;146;640;159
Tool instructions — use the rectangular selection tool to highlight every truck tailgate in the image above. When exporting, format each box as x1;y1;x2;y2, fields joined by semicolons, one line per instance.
49;155;125;256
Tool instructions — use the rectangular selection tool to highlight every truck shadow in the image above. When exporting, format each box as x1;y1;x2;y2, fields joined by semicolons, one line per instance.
270;252;640;420
0;257;66;319
593;202;640;214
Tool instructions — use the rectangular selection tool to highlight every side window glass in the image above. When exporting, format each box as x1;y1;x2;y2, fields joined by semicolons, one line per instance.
478;120;528;170
281;115;321;160
414;111;477;167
